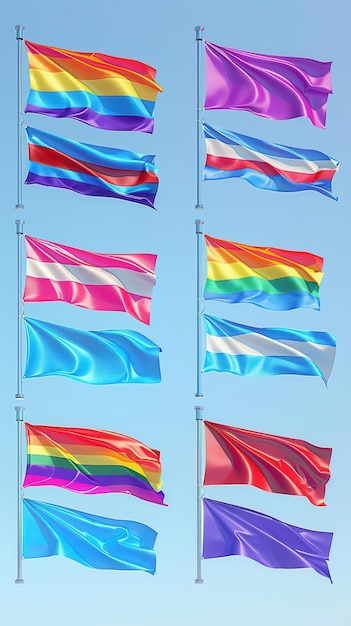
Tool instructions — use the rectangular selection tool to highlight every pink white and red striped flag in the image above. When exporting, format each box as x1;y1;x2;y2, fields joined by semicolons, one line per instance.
24;235;157;324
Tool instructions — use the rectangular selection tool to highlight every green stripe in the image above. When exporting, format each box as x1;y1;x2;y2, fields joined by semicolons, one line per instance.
205;276;319;296
27;454;149;481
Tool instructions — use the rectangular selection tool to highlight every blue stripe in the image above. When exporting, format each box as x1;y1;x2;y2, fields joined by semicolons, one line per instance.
203;290;320;311
204;352;327;380
26;90;155;117
204;165;337;200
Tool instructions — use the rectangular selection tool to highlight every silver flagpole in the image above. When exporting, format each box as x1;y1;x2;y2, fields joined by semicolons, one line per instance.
15;24;25;585
195;25;204;584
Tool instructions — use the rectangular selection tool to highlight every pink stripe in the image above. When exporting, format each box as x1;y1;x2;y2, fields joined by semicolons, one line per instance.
24;276;151;323
25;235;156;272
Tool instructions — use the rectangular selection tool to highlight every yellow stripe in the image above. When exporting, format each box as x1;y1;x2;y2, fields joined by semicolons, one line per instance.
207;260;323;284
29;68;158;100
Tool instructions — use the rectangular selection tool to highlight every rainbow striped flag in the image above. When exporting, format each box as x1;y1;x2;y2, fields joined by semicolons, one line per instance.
204;123;339;199
25;127;159;208
24;235;157;324
204;235;324;311
24;423;165;505
24;41;162;132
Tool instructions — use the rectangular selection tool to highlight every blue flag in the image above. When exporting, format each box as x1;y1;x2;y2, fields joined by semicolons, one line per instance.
23;498;157;574
203;498;333;581
24;317;161;384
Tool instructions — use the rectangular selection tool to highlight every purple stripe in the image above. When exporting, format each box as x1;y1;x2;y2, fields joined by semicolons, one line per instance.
24;104;155;133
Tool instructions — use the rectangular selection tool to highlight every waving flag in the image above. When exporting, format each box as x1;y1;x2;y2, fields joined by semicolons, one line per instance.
24;40;162;132
24;423;165;505
24;235;157;324
203;123;338;199
204;421;332;506
24;317;161;385
204;41;332;128
23;498;157;574
202;498;333;581
25;127;159;208
204;234;324;311
203;314;336;384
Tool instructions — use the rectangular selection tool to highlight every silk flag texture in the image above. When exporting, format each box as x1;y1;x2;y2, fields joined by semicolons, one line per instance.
204;235;324;311
25;127;159;208
24;423;165;505
203;314;335;384
23;498;157;574
202;498;333;581
24;317;161;384
204;421;331;506
204;41;332;129
203;123;338;200
24;41;162;132
24;235;157;324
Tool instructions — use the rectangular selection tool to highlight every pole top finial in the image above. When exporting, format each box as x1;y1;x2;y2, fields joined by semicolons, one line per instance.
195;26;204;40
15;25;25;40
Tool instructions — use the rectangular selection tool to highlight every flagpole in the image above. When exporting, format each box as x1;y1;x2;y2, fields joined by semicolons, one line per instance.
15;25;25;211
195;25;204;584
15;406;24;584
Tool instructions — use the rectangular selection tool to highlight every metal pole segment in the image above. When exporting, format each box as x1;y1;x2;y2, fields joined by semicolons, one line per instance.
15;26;25;210
15;405;24;584
195;219;204;398
16;220;25;400
195;405;204;583
195;26;204;210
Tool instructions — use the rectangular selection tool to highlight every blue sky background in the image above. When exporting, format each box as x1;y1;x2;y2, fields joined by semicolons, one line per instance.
1;1;350;624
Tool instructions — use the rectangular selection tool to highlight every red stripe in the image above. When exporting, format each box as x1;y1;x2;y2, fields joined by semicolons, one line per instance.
28;145;158;185
206;154;335;183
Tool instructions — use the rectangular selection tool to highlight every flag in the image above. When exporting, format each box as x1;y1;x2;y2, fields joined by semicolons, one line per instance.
24;40;162;132
23;498;157;574
203;314;336;384
25;127;159;208
204;41;332;129
24;317;161;384
24;423;165;505
202;498;333;581
203;123;339;200
204;421;331;506
24;235;157;324
204;234;324;311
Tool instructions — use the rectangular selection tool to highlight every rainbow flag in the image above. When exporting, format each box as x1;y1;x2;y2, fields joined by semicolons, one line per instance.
203;123;339;200
204;235;324;311
24;235;157;324
24;423;165;505
25;127;159;208
24;41;162;132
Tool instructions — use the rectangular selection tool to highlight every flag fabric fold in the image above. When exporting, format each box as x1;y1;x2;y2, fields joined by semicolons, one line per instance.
24;41;162;132
24;423;165;505
202;498;333;581
204;234;324;311
23;498;157;574
24;235;157;324
203;314;336;384
204;420;331;506
25;127;159;208
24;317;161;384
204;41;332;129
203;123;338;199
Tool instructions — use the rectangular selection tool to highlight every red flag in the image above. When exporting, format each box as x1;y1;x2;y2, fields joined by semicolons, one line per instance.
204;421;331;506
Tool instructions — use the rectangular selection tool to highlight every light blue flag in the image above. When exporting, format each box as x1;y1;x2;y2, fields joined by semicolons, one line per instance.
24;317;161;384
23;498;157;574
204;314;336;384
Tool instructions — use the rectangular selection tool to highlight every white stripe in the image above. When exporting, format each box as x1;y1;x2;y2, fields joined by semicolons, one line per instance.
206;333;335;381
27;259;156;297
205;138;337;174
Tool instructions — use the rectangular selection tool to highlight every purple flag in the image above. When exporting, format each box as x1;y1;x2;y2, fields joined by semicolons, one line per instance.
204;41;332;129
203;498;333;581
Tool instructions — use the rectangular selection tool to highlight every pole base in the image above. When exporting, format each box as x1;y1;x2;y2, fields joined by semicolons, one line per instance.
15;579;24;584
15;394;24;399
195;578;204;584
15;204;24;210
195;204;204;210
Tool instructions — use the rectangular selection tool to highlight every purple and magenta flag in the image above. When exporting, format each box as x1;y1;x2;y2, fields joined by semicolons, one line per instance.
24;235;157;324
204;123;338;199
24;423;165;505
24;41;162;133
204;41;332;128
203;498;333;581
25;127;159;209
